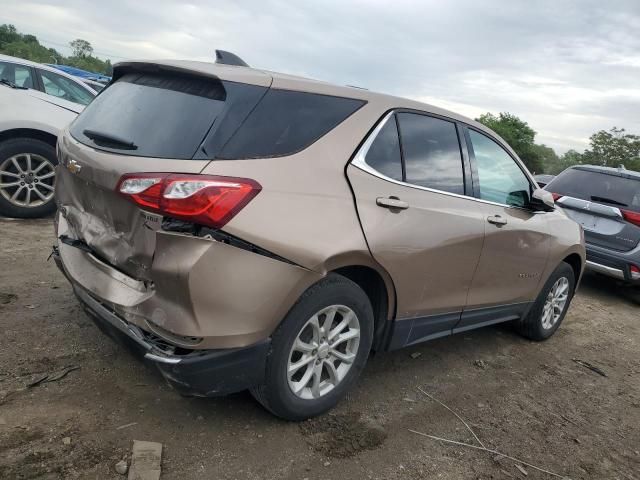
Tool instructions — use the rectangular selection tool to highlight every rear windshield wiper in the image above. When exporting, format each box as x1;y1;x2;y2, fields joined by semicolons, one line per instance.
0;78;27;89
590;195;627;207
83;129;138;150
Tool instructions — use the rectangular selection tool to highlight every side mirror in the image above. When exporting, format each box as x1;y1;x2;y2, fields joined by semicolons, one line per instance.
530;188;555;212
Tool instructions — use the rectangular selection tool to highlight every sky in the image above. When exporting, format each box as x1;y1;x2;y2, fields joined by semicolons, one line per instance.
3;0;640;153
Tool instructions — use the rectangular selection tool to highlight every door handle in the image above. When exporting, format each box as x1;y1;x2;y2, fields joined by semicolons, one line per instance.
376;197;409;210
487;215;507;226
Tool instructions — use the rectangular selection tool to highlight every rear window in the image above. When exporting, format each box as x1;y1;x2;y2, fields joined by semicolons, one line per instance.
70;72;228;159
547;168;640;212
218;89;365;159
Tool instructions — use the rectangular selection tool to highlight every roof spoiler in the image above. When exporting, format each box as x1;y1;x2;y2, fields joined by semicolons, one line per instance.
215;50;249;67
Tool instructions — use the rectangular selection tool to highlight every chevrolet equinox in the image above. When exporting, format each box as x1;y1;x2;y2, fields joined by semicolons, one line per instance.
53;57;585;420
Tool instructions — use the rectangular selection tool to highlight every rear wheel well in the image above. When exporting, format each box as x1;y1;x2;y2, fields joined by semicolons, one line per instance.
332;266;389;352
563;253;582;282
0;129;58;149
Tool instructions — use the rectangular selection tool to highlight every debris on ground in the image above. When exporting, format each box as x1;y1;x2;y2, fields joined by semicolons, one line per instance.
62;436;71;445
116;422;138;430
572;358;607;377
0;292;17;304
115;459;129;475
27;365;80;388
410;352;422;359
474;359;488;369
128;440;162;480
411;387;567;478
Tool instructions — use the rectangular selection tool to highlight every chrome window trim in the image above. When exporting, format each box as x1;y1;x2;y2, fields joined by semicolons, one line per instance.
351;111;541;213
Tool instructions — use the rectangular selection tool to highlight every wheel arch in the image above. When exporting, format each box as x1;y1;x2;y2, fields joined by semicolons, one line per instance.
562;252;583;284
0;128;58;149
327;259;397;352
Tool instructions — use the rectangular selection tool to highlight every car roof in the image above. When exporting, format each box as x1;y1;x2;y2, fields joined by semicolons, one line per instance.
0;53;98;94
571;164;640;180
113;59;502;148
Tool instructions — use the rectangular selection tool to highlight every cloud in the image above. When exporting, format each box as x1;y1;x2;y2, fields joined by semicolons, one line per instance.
2;0;639;153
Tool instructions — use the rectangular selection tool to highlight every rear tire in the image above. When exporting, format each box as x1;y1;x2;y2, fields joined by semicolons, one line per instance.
0;138;58;218
515;262;575;341
251;274;373;420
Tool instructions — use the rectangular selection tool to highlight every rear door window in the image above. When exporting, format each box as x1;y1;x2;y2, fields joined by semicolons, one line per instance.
547;168;640;212
71;72;229;159
468;129;532;208
364;116;403;181
396;113;465;194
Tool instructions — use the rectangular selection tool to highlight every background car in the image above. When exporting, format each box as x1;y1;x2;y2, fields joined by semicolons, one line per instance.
80;78;107;92
545;165;640;284
0;70;85;217
534;173;555;188
46;63;111;84
0;54;97;107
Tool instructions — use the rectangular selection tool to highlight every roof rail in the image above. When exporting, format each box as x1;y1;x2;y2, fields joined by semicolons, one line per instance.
215;50;249;67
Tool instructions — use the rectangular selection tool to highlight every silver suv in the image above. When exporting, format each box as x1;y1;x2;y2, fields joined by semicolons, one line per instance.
546;165;640;283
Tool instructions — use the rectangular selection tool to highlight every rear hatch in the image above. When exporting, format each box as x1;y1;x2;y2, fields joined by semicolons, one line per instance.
56;62;271;281
546;167;640;252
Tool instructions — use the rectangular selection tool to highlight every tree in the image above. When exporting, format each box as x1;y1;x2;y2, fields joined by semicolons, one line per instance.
0;24;19;47
582;127;640;170
476;112;544;173
69;38;93;58
0;26;112;75
545;149;582;175
532;143;559;173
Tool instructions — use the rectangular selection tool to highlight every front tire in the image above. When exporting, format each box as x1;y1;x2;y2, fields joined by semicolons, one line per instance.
0;138;58;218
516;262;576;341
251;274;374;420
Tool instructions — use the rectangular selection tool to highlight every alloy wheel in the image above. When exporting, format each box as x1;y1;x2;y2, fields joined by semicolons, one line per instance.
541;277;570;330
287;305;360;400
0;153;56;208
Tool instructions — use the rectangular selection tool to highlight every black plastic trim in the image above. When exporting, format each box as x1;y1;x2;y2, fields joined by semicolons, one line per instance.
453;302;533;333
386;302;533;351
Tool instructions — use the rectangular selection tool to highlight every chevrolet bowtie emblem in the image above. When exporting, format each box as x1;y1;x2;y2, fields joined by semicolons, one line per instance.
67;159;82;174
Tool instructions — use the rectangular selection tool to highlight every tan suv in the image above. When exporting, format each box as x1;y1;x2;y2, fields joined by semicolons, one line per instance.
53;57;585;420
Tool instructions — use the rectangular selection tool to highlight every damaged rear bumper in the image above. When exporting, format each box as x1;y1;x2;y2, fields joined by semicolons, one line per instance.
69;278;270;396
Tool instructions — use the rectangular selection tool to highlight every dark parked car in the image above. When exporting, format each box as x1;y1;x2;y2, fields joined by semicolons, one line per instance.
534;174;555;188
545;165;640;284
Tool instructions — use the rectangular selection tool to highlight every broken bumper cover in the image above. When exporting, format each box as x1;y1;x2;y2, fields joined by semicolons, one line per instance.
72;283;270;397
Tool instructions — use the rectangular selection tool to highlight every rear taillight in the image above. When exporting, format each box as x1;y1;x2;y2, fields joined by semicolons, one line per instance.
631;265;640;280
621;209;640;227
550;192;563;201
117;173;261;228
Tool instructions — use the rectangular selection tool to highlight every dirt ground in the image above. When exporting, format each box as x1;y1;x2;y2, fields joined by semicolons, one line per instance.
1;217;639;480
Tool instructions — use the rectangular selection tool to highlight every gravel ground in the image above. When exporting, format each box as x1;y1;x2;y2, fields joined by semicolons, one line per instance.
1;217;639;479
